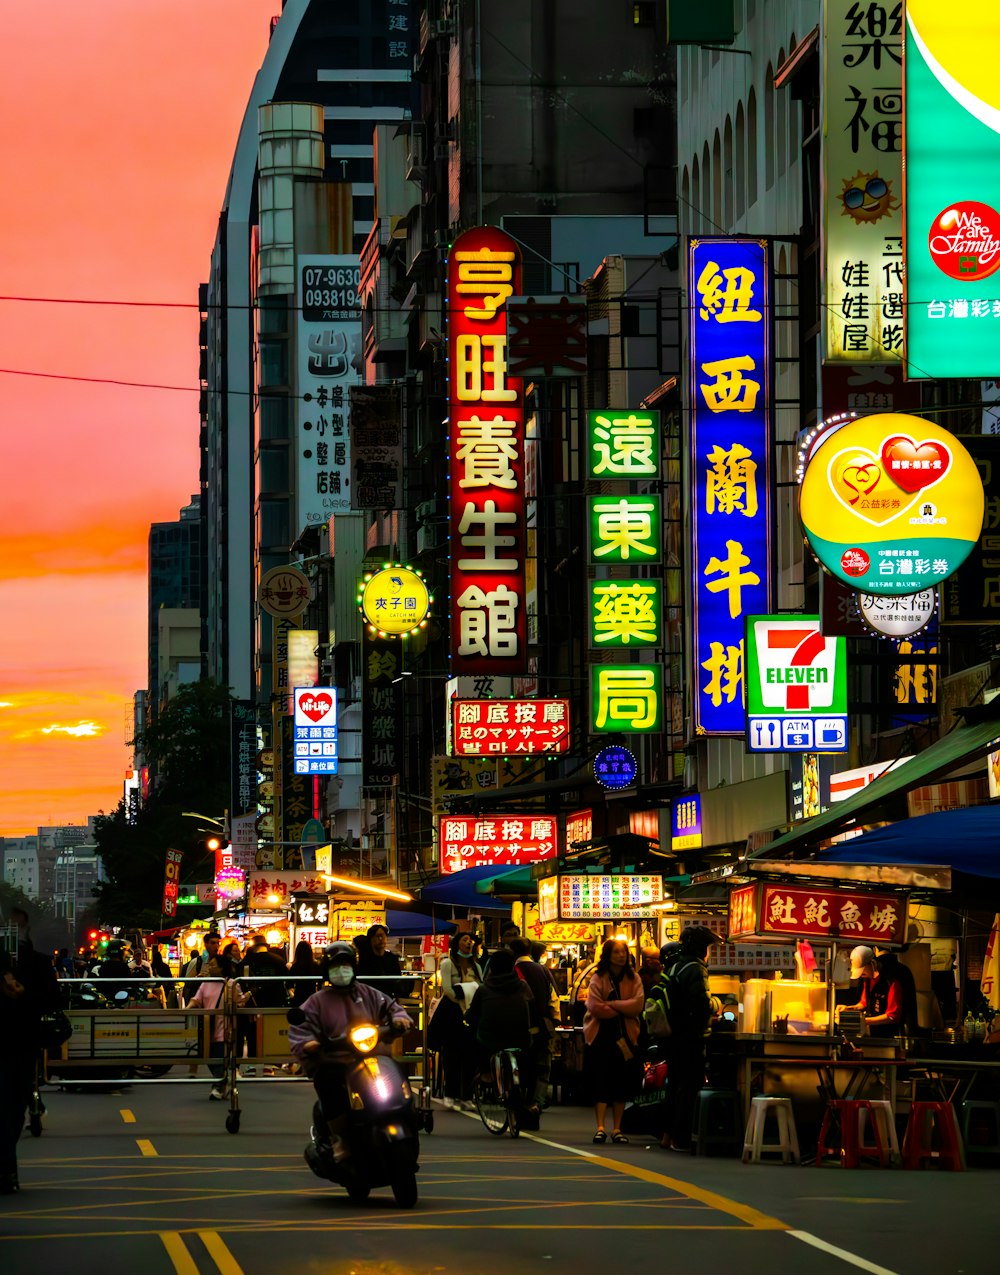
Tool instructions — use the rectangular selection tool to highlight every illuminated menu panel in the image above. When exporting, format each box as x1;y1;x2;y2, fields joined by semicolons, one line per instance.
556;874;664;921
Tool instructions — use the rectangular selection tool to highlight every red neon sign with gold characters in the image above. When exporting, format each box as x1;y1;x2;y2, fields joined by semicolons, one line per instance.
729;882;908;946
451;698;570;755
448;227;526;673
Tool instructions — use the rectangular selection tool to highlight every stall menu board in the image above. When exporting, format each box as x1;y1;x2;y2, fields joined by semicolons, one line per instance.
729;882;908;945
450;698;570;755
544;873;664;922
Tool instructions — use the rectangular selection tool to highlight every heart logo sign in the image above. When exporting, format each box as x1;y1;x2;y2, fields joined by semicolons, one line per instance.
299;693;333;723
827;436;951;526
879;434;951;494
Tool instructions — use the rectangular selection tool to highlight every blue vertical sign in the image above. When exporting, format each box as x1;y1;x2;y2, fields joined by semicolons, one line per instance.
689;238;773;734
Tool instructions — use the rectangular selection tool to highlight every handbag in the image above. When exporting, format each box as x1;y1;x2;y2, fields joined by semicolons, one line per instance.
643;994;671;1041
38;1009;73;1051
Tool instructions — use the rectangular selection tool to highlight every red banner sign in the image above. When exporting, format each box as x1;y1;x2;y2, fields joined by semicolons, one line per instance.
729;882;907;945
161;848;183;918
439;815;558;874
448;227;526;673
451;698;570;755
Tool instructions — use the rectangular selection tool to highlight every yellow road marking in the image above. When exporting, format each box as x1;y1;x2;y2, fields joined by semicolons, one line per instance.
160;1232;199;1275
199;1230;245;1275
136;1140;158;1158
521;1130;788;1231
119;1109;136;1124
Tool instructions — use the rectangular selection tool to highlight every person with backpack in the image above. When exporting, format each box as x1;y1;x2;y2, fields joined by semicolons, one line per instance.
654;926;720;1152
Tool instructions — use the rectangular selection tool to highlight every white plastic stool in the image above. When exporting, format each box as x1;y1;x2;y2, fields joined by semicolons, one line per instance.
860;1099;901;1165
742;1096;801;1165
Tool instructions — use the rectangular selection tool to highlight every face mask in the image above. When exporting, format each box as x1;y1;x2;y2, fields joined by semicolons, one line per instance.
328;966;354;987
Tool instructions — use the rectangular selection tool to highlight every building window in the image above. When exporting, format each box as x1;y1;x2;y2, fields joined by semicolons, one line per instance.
747;87;759;207
765;66;775;191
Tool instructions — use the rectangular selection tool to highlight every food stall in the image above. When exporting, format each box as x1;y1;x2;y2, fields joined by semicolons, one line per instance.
724;874;915;1122
536;870;666;1091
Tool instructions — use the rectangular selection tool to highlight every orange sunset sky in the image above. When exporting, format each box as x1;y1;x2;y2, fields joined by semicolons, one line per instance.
0;1;279;835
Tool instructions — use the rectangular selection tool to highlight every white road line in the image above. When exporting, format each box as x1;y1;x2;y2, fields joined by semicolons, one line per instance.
789;1229;901;1275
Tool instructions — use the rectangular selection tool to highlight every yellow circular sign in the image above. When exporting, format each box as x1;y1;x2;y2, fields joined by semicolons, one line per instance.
360;566;431;636
258;565;311;618
799;413;984;595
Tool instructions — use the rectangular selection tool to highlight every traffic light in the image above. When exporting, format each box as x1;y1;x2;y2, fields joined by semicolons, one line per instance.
99;932;110;949
88;929;98;942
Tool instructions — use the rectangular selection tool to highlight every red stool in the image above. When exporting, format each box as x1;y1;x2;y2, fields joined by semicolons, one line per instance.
815;1099;890;1168
902;1102;965;1171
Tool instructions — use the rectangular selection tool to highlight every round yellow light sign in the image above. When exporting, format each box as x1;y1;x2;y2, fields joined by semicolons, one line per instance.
799;413;984;596
360;566;431;636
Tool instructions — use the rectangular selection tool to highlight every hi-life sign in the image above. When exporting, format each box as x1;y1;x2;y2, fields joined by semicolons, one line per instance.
745;616;848;753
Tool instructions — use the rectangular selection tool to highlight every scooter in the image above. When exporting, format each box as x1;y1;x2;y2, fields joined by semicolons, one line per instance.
287;1007;420;1208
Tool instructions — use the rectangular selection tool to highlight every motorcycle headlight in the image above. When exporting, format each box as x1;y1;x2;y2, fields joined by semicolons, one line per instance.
349;1024;379;1053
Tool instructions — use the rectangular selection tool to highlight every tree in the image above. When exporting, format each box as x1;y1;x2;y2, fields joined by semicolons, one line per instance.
94;679;236;926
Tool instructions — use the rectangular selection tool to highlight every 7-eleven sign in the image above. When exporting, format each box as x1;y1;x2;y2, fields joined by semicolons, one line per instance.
745;615;848;753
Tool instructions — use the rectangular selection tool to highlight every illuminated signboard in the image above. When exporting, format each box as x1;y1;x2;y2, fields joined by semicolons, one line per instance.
586;410;661;479
447;227;527;673
258;565;310;619
593;745;637;790
161;848;182;918
214;868;246;903
359;564;431;637
822;2;903;363
293;897;330;927
730;882;908;945
292;686;338;775
859;589;937;639
438;815;558;874
591;663;663;734
543;873;665;922
450;698;570;755
588;579;663;647
689;238;773;734
564;808;593;854
588;494;662;565
799;414;985;594
671;795;703;851
904;2;1000;378
296;255;361;527
745;616;848;753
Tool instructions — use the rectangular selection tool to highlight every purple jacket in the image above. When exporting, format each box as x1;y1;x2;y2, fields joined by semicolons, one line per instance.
288;981;412;1067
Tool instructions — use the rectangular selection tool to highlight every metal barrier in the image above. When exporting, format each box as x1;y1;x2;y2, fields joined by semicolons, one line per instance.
44;973;436;1135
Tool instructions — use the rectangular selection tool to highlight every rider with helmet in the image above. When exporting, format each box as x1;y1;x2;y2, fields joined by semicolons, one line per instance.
288;941;413;1161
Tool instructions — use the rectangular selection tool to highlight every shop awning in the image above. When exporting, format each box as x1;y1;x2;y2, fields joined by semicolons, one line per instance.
418;864;523;910
814;806;1000;880
749;702;1000;860
384;909;456;937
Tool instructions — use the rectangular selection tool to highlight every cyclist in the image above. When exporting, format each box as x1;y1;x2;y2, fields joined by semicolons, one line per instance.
465;948;539;1124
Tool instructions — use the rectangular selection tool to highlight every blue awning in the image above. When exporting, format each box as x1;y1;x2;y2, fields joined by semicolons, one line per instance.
384;909;456;937
816;806;1000;879
418;864;525;910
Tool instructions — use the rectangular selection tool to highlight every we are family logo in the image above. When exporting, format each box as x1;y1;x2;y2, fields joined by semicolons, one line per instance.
928;201;1000;281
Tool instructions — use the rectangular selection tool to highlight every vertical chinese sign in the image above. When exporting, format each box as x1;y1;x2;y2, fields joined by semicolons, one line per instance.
689;238;773;734
362;630;401;786
230;701;258;821
161;848;182;919
296;255;361;529
586;410;664;737
447;228;527;674
823;2;903;362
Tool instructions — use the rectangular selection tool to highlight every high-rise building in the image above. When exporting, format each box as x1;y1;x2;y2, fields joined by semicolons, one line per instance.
148;495;203;712
0;836;39;899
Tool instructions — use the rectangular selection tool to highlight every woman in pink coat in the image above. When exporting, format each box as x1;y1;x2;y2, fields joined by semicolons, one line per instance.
583;939;645;1144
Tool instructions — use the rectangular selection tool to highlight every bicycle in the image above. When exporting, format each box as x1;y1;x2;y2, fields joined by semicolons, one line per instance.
474;1047;524;1139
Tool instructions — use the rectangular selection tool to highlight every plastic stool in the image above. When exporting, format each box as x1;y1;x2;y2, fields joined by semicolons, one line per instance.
741;1095;800;1164
816;1099;893;1168
691;1088;742;1157
902;1101;965;1171
959;1100;1000;1155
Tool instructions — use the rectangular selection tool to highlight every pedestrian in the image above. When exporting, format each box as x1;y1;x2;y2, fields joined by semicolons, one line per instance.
181;930;222;1003
508;936;559;1110
356;924;413;998
583;938;644;1145
150;943;172;980
184;955;247;1100
245;934;288;1008
430;931;482;1108
54;948;75;980
658;925;720;1153
637;947;662;998
287;940;322;1007
0;947;40;1193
